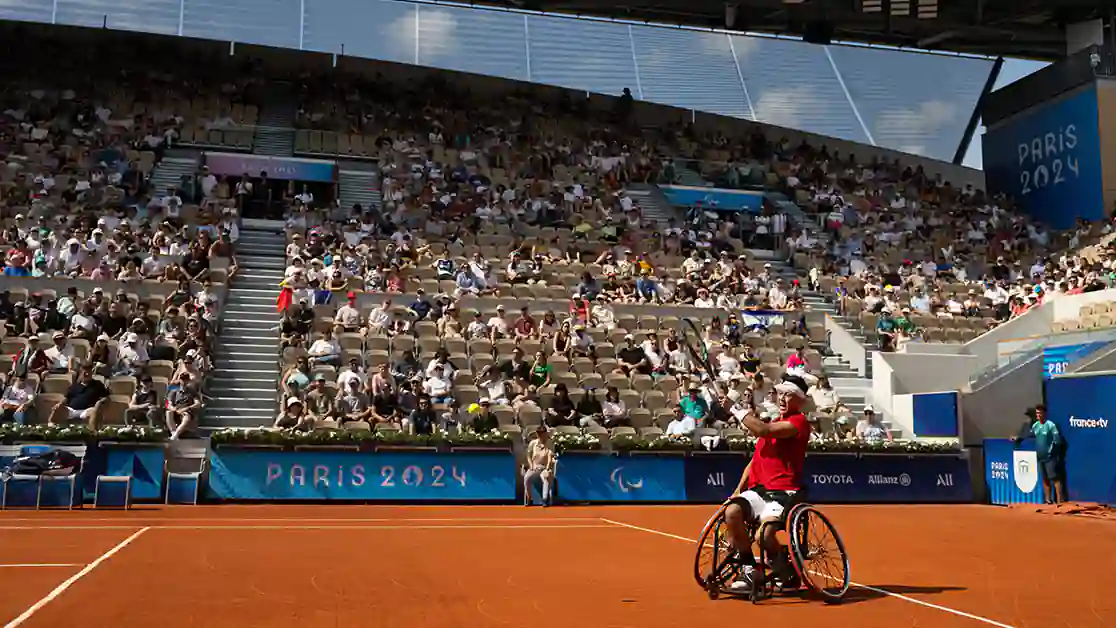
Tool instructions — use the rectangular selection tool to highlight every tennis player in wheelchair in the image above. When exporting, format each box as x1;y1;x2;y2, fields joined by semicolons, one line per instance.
722;374;812;594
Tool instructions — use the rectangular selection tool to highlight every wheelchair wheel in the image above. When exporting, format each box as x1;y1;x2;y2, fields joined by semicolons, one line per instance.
786;504;851;603
693;505;740;596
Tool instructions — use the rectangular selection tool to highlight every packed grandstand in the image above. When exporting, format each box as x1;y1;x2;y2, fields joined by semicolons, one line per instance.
0;17;1113;456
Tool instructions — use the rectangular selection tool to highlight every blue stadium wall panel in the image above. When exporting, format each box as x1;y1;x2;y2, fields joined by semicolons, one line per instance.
0;0;993;162
983;83;1104;229
1044;374;1116;504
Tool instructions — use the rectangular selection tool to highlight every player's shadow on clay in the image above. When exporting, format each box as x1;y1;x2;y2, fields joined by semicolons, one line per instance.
837;583;968;605
718;583;967;606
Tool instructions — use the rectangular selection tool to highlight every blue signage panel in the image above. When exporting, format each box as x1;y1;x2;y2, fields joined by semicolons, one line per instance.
1045;375;1116;504
103;445;166;500
1042;342;1108;379
206;449;517;501
682;453;971;503
556;453;686;502
912;392;960;438
204;153;338;183
983;438;1044;505
659;185;764;213
685;454;748;503
983;84;1103;229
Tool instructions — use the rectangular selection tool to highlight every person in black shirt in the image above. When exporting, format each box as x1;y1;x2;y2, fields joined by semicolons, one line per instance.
99;301;129;338
500;347;531;395
126;375;160;426
370;388;399;426
48;366;109;428
471;398;499;432
615;334;650;376
181;248;210;282
740;345;761;375
545;384;577;427
5;302;29;337
575;387;603;427
165;372;202;440
406;395;438;435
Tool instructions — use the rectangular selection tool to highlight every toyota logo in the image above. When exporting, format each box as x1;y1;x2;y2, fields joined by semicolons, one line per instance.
899;473;911;487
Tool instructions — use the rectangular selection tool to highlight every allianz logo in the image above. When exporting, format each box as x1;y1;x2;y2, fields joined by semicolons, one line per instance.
868;473;912;487
1068;415;1109;429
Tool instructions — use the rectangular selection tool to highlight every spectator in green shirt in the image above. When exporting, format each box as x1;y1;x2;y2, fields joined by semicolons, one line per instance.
876;309;898;352
679;385;710;426
1013;404;1065;504
894;307;916;334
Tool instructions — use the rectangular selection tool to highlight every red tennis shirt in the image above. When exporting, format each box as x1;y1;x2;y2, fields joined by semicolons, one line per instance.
748;412;810;492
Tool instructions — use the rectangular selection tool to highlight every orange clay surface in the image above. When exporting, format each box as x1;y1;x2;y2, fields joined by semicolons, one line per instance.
0;504;1112;628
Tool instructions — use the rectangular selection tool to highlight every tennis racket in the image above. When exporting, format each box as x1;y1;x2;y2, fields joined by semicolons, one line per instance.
679;317;715;382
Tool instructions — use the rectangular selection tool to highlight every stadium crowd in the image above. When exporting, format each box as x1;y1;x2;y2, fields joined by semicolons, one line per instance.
271;71;1116;449
0;35;236;438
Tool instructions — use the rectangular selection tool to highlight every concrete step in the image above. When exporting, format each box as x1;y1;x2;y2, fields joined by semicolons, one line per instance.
227;293;280;305
211;357;278;369
221;327;278;340
239;230;286;240
206;386;277;400
235;269;285;281
236;245;286;257
206;395;278;408
202;416;276;428
220;343;281;357
225;301;280;312
229;285;283;294
209;371;278;383
238;253;285;265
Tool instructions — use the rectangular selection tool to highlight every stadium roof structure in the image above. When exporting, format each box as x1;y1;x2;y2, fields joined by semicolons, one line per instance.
477;0;1108;59
0;0;998;162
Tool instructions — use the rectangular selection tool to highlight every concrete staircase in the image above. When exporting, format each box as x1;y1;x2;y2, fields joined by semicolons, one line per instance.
627;183;679;226
148;155;198;195
204;223;287;429
760;256;899;437
338;168;382;212
253;84;296;157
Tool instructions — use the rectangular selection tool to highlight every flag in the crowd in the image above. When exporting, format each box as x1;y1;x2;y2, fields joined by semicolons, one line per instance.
276;286;294;313
740;309;784;332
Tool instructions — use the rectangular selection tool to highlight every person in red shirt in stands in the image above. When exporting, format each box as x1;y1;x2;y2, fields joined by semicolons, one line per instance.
724;375;812;593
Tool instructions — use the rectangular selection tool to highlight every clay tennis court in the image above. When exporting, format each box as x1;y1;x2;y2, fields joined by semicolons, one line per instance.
0;504;1110;627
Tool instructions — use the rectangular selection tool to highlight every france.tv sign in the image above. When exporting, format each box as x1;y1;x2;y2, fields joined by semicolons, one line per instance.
983;84;1104;230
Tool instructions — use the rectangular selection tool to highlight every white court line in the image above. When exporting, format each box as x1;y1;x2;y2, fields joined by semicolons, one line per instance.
0;564;81;568
0;524;618;531
3;527;150;628
600;518;1016;628
0;517;605;523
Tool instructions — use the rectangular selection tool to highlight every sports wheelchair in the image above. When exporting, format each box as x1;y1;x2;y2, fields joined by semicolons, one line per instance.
693;498;851;604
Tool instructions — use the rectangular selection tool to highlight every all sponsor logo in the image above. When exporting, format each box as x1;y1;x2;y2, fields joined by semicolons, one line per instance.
811;474;854;485
936;474;954;487
1068;415;1109;429
706;472;728;487
1013;451;1039;493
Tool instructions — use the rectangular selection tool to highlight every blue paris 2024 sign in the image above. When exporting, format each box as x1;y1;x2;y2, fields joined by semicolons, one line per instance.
1043;341;1108;379
982;84;1103;229
206;449;518;501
